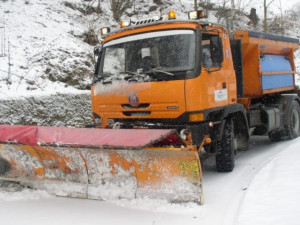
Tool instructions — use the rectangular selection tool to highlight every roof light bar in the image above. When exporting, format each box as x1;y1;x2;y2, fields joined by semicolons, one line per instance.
100;27;111;35
188;10;205;20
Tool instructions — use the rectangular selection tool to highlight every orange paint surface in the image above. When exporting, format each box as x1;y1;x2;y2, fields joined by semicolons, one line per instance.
234;30;299;98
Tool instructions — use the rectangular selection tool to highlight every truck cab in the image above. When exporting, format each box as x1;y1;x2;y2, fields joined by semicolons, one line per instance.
92;11;238;134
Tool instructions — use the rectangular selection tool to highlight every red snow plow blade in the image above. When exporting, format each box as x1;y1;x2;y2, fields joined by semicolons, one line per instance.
0;125;203;204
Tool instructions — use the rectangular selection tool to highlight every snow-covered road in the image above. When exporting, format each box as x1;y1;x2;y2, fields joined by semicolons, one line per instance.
200;136;296;225
0;136;299;225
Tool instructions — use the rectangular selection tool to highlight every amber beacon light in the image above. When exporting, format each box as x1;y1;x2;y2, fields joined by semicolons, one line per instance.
168;11;176;20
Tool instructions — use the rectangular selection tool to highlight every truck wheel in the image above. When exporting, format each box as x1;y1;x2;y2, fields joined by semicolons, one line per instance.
286;101;300;139
215;118;236;172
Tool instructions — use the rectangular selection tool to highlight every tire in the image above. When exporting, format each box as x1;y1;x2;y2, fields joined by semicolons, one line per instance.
268;101;300;142
215;118;236;172
286;101;300;139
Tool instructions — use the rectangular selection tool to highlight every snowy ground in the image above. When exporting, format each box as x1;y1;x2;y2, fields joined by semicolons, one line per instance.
0;135;299;225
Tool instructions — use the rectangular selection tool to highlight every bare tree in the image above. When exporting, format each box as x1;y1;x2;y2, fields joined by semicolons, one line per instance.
278;0;284;30
110;0;133;22
229;0;235;31
216;1;231;30
263;0;276;33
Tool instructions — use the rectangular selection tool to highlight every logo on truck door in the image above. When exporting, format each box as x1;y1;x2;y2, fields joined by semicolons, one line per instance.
214;89;228;102
128;92;139;108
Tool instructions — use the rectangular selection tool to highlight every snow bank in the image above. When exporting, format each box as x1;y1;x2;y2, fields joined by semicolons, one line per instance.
236;138;300;225
0;181;52;201
0;91;92;127
111;197;203;214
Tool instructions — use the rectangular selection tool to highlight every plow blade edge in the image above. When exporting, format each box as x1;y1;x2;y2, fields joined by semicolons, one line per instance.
0;125;203;203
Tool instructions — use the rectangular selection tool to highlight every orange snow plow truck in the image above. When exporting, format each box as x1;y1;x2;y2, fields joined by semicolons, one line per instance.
0;10;299;204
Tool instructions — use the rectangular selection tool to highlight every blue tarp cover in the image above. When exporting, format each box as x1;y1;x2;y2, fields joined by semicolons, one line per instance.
260;55;293;90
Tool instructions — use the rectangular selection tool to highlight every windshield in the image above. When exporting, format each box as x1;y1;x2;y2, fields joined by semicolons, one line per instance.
97;30;196;82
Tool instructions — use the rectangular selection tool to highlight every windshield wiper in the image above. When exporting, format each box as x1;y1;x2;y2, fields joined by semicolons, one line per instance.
146;68;174;76
102;71;150;83
123;70;140;76
120;71;150;82
103;74;122;83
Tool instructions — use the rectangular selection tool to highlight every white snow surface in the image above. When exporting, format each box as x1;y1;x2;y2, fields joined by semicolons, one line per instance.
236;138;300;225
1;136;300;225
0;184;52;201
0;0;94;95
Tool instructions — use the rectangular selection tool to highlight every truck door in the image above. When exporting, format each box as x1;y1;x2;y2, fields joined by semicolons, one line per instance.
202;31;236;108
185;30;236;112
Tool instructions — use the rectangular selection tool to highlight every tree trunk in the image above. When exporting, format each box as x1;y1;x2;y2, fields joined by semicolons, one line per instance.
263;0;275;33
263;0;267;32
230;0;235;32
231;0;235;9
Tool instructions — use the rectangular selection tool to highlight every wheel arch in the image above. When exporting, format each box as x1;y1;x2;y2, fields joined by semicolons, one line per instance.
216;104;249;142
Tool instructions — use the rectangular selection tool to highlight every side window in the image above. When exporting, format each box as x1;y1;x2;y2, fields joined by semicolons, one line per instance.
202;39;212;68
202;34;223;69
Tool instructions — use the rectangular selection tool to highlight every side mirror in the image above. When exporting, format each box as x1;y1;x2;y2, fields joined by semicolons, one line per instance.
94;45;103;79
94;45;102;62
210;36;223;66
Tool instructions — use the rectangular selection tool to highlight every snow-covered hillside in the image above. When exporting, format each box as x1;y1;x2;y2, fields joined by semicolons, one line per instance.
0;0;299;97
0;0;195;95
0;0;95;93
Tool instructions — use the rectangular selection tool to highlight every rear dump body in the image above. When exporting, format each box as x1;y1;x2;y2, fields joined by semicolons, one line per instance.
0;125;203;204
233;30;299;99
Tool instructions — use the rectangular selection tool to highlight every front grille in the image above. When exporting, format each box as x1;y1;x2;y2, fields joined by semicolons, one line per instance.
122;104;150;109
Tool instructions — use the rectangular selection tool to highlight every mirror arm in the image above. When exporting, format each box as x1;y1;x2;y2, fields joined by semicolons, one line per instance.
206;66;222;73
